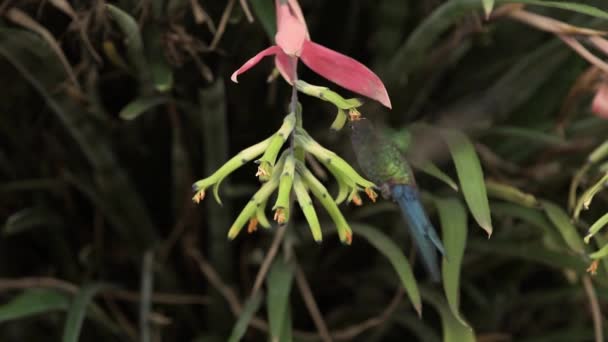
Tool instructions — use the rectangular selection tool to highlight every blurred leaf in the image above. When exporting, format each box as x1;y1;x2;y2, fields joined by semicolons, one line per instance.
3;207;63;236
0;289;69;322
469;240;587;271
250;0;277;38
227;293;263;342
387;0;483;78
105;4;149;81
352;224;422;315
486;180;539;208
119;96;167;120
62;284;107;342
509;0;608;19
541;201;586;254
491;202;564;250
421;288;475;342
435;197;469;327
482;0;494;18
589;243;608;260
573;172;608;221
585;213;608;243
145;27;174;92
485;126;566;146
413;160;459;191
278;307;293;342
266;258;295;341
589;140;608;164
441;129;493;236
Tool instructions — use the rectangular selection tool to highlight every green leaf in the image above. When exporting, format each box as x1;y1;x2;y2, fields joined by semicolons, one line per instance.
421;289;475;342
505;0;608;20
468;240;587;271
485;126;566;147
145;27;173;92
352;224;422;315
0;289;69;322
250;0;277;38
105;4;148;78
434;197;469;327
441;129;493;236
482;0;494;18
119;96;167;121
227;293;263;342
585;213;608;243
486;180;538;208
3;207;63;236
573;172;608;221
490;202;563;250
62;284;107;342
541;201;586;254
266;259;295;341
278;307;293;342
413;160;459;191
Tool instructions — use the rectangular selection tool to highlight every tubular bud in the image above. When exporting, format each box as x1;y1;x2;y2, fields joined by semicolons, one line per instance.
273;153;296;222
298;162;353;244
227;155;286;239
256;112;296;181
293;175;322;242
295;80;363;110
192;137;272;204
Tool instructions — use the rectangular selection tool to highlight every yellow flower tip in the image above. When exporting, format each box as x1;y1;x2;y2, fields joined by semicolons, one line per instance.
247;218;259;234
587;260;599;276
192;191;205;204
348;109;362;121
274;208;287;224
227;228;239;240
365;188;378;203
351;193;362;206
255;164;271;181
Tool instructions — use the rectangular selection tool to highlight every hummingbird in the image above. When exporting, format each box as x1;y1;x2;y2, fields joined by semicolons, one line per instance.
349;114;445;282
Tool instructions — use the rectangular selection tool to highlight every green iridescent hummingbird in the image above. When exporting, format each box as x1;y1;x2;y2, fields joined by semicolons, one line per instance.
349;114;445;282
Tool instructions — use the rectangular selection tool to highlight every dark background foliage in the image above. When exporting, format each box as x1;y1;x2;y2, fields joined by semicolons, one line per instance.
1;0;608;341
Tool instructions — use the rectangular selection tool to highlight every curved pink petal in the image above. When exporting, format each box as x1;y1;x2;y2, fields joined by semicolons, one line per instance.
300;40;392;108
592;84;608;119
275;1;307;56
231;45;282;83
275;52;296;84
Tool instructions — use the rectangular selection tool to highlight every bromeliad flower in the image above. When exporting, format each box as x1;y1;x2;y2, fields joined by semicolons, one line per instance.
230;0;392;109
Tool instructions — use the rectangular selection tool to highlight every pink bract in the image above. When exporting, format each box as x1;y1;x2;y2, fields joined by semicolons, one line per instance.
230;0;392;108
592;84;608;119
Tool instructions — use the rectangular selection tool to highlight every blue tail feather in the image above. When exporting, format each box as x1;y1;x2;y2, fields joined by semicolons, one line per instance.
391;184;445;282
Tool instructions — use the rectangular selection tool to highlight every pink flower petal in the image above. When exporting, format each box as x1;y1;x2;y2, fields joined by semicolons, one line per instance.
300;40;392;108
231;45;282;83
592;83;608;119
275;52;296;84
274;0;307;56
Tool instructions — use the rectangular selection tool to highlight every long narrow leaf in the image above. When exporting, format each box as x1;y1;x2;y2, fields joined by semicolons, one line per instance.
0;289;69;322
266;259;295;341
227;293;263;342
421;288;475;342
441;129;493;236
435;197;469;327
541;201;586;254
62;284;107;342
352;224;422;315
